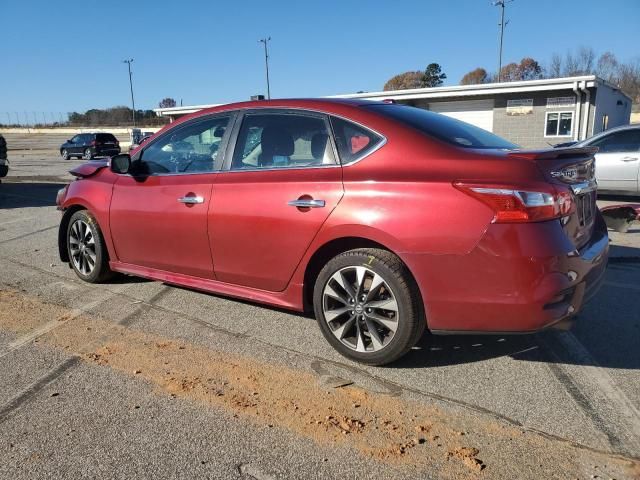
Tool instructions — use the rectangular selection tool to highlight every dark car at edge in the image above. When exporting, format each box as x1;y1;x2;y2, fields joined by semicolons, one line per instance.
60;132;121;160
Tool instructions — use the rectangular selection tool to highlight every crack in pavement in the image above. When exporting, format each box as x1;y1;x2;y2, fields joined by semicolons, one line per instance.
0;285;170;423
0;225;58;245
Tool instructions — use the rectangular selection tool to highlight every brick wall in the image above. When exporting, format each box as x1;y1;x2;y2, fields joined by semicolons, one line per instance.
493;91;582;148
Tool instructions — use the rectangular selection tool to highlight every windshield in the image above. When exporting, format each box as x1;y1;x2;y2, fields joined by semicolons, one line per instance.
366;104;518;150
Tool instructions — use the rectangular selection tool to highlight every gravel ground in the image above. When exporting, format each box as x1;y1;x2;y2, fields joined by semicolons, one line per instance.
0;148;639;479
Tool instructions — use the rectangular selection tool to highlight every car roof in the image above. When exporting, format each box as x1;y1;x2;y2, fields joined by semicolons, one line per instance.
577;123;639;145
150;98;388;140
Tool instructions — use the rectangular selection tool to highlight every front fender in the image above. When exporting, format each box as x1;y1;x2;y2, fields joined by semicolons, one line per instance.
59;176;116;263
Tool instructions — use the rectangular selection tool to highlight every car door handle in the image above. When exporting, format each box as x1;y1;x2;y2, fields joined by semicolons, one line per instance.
178;195;204;204
287;199;325;208
621;156;639;162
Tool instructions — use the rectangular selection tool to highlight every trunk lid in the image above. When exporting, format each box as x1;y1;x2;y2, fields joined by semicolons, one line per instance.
508;146;598;249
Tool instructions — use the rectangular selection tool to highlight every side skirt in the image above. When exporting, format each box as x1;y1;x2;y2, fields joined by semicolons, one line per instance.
109;261;305;312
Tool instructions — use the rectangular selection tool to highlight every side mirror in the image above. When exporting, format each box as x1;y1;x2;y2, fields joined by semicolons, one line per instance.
110;154;131;174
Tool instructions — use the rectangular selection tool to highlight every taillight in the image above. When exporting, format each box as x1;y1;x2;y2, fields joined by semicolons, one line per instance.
454;182;575;223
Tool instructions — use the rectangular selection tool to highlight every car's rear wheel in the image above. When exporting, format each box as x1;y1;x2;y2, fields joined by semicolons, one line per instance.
66;210;114;283
313;248;425;366
61;149;69;160
83;148;93;160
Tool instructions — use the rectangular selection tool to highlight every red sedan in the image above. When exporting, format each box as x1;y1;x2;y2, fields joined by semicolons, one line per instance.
56;99;608;365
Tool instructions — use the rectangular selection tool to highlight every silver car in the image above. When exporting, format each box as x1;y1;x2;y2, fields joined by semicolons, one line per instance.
574;124;640;195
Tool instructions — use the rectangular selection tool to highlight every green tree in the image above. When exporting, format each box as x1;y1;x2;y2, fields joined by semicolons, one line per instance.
423;63;446;87
159;97;177;108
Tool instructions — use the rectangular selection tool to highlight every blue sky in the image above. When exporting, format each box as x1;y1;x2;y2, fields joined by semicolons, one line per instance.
1;0;638;114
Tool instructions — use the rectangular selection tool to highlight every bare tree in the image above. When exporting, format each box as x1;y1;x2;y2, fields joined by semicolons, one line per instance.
596;52;619;83
549;53;562;78
576;46;595;74
563;47;595;76
617;58;640;105
563;51;579;76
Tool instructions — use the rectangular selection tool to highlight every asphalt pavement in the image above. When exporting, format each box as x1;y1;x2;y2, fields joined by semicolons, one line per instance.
1;148;639;479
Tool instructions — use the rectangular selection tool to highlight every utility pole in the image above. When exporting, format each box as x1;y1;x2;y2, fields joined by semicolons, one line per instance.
493;0;512;82
258;37;271;99
122;58;136;126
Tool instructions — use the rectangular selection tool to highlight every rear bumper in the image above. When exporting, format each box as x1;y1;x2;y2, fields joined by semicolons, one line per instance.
404;212;609;333
94;147;120;157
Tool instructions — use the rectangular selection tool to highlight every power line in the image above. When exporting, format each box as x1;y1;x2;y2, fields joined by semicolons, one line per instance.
258;37;272;99
493;0;513;82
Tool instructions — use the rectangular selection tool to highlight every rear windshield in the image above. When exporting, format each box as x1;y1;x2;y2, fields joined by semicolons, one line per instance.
366;104;518;150
96;133;117;142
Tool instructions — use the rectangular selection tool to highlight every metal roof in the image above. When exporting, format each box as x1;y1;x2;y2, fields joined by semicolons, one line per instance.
153;76;630;117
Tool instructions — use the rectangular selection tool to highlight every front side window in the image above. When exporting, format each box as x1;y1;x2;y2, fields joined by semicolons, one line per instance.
231;113;336;170
545;112;573;137
330;116;383;163
589;129;640;153
70;135;81;143
138;116;230;174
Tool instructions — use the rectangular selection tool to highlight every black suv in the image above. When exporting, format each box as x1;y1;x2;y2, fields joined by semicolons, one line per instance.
60;133;120;160
0;134;8;177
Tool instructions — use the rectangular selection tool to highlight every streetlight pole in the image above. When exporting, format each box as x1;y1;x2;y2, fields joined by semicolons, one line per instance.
258;37;271;99
123;58;136;126
493;0;512;82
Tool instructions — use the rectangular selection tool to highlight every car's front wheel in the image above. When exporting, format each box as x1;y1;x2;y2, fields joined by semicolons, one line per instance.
83;148;93;160
313;248;425;366
66;210;114;283
61;149;70;160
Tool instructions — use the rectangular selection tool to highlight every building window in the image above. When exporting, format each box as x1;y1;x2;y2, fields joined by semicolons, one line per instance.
545;111;573;137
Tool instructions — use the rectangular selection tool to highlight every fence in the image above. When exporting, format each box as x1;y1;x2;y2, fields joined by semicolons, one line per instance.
0;112;169;128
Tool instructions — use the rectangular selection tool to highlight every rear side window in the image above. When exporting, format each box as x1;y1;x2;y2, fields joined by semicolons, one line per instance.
589;129;640;153
330;117;383;164
97;133;117;142
366;104;517;150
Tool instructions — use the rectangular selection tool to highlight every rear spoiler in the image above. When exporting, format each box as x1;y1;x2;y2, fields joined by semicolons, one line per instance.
507;146;598;161
69;159;110;178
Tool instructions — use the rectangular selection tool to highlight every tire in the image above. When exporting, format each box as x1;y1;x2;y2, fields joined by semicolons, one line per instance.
313;248;426;366
66;210;114;283
0;165;7;178
61;149;69;160
83;148;93;160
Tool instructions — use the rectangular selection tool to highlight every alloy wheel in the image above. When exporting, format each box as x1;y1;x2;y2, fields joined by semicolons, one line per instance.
322;266;399;352
62;149;69;160
83;148;92;160
69;219;96;276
